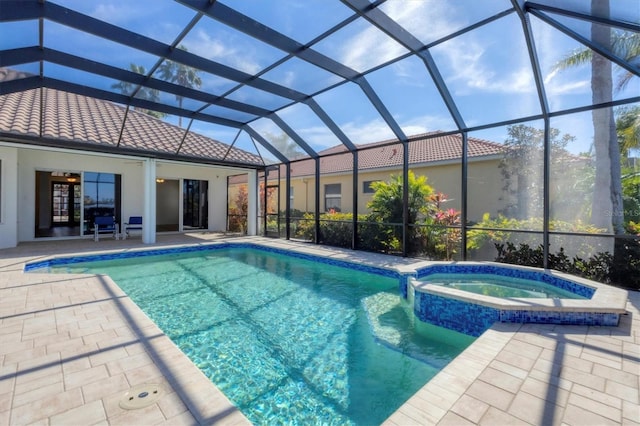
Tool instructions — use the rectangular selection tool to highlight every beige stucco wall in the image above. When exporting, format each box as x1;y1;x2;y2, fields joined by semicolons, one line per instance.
17;148;144;242
4;144;245;246
0;146;18;249
275;158;504;220
155;162;231;232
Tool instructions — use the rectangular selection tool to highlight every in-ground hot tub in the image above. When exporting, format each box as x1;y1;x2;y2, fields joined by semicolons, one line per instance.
405;262;628;336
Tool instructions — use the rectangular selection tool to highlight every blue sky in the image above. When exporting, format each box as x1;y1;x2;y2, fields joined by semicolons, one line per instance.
3;0;639;161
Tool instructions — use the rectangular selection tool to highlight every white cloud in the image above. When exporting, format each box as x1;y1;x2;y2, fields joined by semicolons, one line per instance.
338;23;407;72
381;0;459;44
335;0;459;75
281;71;296;89
432;37;537;96
340;118;397;144
545;78;590;95
189;29;262;75
92;3;133;23
399;114;456;134
297;113;455;148
280;118;396;148
297;125;343;149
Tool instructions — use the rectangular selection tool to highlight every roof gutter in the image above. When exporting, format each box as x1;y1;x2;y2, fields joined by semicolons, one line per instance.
0;136;265;172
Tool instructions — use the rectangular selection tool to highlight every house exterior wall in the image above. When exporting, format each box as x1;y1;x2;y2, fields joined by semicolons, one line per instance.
155;162;229;232
464;159;505;223
1;144;241;247
17;148;145;242
0;146;18;249
280;158;504;221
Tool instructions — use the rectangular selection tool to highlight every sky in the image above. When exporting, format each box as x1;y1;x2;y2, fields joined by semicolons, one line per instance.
2;0;639;161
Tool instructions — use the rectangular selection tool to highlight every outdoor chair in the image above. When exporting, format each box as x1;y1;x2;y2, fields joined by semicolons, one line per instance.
123;216;143;239
94;216;119;241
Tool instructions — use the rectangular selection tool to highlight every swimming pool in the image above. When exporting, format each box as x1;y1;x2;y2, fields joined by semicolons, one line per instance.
43;246;474;425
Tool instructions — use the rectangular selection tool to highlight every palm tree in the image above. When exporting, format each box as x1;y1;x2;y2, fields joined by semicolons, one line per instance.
111;64;166;119
616;105;640;156
553;1;638;234
157;45;202;127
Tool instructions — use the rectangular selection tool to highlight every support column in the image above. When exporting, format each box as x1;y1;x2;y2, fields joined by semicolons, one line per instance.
247;170;258;236
143;158;156;244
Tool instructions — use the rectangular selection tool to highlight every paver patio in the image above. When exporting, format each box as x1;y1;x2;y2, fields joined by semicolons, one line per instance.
1;234;638;425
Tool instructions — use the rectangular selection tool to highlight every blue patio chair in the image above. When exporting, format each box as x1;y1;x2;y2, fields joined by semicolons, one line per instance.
123;216;143;239
94;216;118;241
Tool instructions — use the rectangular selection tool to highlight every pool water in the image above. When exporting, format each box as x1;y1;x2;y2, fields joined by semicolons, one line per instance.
52;248;474;425
425;273;587;299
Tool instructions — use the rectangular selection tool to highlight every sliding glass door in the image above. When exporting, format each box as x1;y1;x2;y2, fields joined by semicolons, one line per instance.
183;179;208;230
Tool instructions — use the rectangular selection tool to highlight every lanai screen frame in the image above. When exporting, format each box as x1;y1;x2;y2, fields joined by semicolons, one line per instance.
1;0;639;264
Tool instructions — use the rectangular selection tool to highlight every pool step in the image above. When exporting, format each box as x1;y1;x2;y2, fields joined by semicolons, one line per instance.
361;293;473;368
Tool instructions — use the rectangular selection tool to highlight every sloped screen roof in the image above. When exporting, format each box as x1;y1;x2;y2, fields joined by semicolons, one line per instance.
0;0;638;168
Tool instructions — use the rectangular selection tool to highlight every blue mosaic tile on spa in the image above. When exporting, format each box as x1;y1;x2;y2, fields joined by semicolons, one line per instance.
500;310;619;326
415;263;594;298
415;292;499;337
399;274;416;299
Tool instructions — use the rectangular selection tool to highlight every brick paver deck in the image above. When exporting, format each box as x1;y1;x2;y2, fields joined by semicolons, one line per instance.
1;235;638;425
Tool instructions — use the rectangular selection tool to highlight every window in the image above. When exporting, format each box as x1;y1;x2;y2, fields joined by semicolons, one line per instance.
324;183;341;212
363;180;379;194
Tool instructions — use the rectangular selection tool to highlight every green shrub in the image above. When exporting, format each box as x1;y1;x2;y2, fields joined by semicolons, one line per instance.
318;212;354;248
467;213;608;258
494;241;639;290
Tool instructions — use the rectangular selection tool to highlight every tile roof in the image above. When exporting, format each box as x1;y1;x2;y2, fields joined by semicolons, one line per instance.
288;133;505;178
0;70;263;166
1;69;504;173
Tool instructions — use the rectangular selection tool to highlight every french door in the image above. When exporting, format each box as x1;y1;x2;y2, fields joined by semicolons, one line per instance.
51;182;81;226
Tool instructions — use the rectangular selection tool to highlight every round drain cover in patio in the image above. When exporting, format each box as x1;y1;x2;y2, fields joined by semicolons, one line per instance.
119;383;163;410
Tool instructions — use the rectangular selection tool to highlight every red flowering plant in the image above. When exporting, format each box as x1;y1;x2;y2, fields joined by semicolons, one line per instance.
429;193;462;260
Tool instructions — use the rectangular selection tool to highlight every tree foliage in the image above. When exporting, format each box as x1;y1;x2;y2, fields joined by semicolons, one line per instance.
616;105;640;155
265;132;305;159
111;64;166;119
554;29;640;92
499;124;589;221
227;184;248;233
157;45;202;127
553;6;630;234
367;170;434;224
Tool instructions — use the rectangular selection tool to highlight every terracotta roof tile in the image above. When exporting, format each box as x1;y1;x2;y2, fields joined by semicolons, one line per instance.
288;133;505;177
0;80;263;165
0;69;504;170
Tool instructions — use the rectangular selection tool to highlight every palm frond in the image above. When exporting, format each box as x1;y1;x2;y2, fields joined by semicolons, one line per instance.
552;47;592;72
615;72;637;91
612;31;640;91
